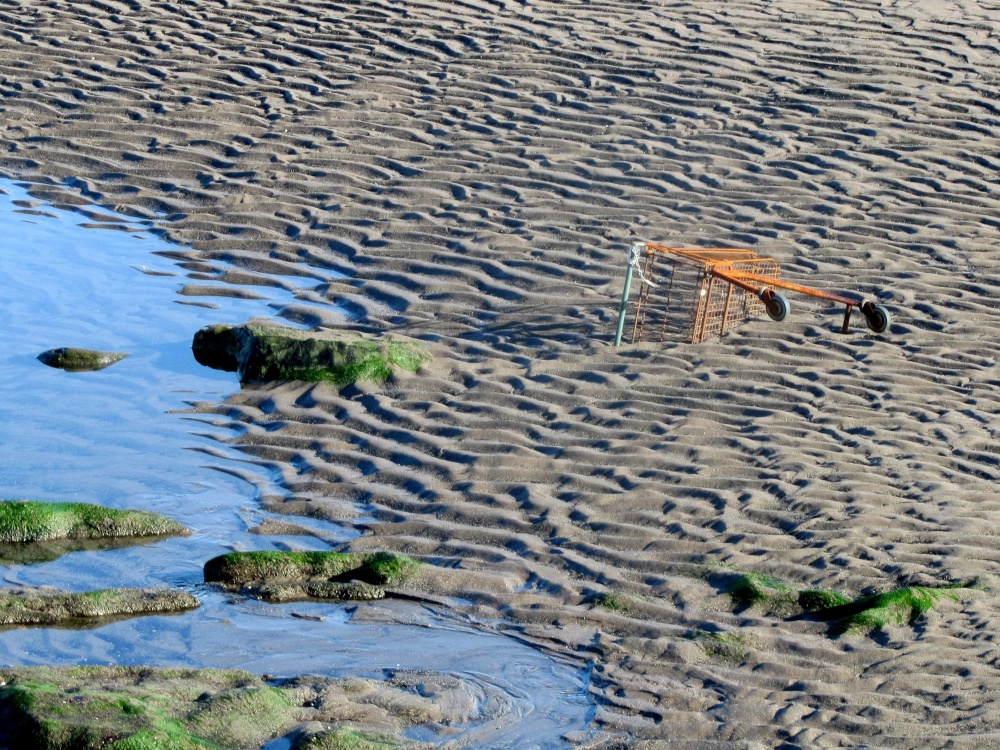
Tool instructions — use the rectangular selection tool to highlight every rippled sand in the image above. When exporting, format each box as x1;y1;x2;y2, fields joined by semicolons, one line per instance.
2;1;1000;746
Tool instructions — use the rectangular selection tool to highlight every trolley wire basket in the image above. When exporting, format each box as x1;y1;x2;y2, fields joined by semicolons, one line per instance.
614;242;892;346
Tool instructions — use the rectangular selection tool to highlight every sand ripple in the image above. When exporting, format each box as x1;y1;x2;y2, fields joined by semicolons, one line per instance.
4;0;1000;746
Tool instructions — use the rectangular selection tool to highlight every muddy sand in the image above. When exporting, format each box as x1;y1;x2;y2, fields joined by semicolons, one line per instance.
2;0;1000;747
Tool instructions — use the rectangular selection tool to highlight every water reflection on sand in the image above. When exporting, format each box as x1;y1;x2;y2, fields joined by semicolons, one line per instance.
0;179;592;749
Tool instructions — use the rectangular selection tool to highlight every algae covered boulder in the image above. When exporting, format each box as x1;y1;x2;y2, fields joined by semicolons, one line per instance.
192;323;430;384
0;666;300;750
204;550;420;603
0;500;188;565
0;587;199;626
722;570;970;637
37;347;128;372
0;500;187;543
0;668;435;750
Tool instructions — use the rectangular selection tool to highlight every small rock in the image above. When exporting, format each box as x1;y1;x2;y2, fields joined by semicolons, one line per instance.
37;347;128;372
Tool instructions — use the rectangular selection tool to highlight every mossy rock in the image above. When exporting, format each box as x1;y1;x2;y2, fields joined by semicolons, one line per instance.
252;581;385;603
0;666;299;750
192;324;430;384
295;727;401;750
724;571;969;636
798;588;852;612
815;586;963;636
204;551;420;590
684;629;754;664
724;572;799;616
0;588;199;627
37;348;128;372
0;500;188;544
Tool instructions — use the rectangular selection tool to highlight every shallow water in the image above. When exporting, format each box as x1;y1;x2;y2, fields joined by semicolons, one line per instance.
0;179;592;748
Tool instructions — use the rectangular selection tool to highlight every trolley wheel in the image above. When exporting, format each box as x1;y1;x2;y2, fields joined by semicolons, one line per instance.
863;303;892;333
762;290;790;322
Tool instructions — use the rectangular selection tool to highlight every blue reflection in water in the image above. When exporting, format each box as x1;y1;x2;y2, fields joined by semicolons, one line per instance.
0;180;592;748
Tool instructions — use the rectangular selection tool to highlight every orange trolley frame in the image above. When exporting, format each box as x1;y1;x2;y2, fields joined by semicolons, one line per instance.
614;242;891;345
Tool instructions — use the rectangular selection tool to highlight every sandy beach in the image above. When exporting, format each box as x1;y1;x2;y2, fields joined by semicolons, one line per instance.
3;0;1000;746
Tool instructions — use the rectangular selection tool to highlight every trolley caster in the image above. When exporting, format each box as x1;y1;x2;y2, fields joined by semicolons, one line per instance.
861;301;891;333
761;290;790;322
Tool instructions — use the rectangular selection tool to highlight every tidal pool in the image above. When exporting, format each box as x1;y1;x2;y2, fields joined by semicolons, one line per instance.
0;179;593;748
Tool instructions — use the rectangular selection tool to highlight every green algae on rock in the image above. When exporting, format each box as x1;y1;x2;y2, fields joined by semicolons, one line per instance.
811;585;965;636
294;726;402;750
684;629;754;664
0;668;436;750
191;323;430;384
723;571;970;636
0;587;199;626
203;551;420;603
0;500;188;544
724;572;800;616
254;581;386;603
204;550;420;587
590;591;633;614
37;347;128;372
0;667;299;750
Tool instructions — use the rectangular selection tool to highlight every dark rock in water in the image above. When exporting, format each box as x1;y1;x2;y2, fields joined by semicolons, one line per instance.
0;499;188;543
0;587;199;626
192;323;430;384
37;347;128;372
204;550;420;603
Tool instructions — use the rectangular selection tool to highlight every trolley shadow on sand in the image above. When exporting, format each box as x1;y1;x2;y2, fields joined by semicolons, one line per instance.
613;242;892;346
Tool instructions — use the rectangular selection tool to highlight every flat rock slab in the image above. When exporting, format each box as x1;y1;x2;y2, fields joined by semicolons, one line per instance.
253;581;385;603
0;500;188;543
0;667;298;750
204;550;419;604
0;667;435;750
192;323;430;384
37;347;128;372
0;587;199;626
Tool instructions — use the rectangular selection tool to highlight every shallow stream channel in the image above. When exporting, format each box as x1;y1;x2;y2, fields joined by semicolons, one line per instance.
0;179;593;748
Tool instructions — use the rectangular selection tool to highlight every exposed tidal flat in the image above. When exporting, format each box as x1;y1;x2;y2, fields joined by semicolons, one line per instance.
2;0;1000;746
0;182;591;749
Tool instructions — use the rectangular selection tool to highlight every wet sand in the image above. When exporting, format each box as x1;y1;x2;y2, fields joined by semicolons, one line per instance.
2;0;1000;746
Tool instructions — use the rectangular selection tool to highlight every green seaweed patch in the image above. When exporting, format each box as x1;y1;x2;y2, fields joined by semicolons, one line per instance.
589;591;632;614
798;588;852;612
192;324;431;385
684;629;754;664
0;588;199;627
0;500;187;544
725;573;798;615
204;550;421;592
295;727;400;750
364;551;420;586
186;686;295;748
271;341;427;384
0;667;298;750
814;586;964;636
724;571;971;637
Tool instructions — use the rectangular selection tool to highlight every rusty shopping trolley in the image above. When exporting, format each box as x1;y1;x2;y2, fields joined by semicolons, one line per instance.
613;242;892;346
